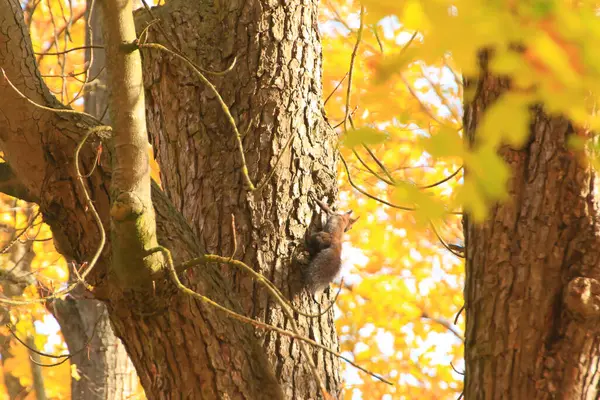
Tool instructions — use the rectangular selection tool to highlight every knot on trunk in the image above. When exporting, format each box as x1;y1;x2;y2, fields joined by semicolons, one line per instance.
564;277;600;319
110;192;144;221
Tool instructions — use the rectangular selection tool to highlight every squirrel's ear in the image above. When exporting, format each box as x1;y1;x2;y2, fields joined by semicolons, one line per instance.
344;216;359;231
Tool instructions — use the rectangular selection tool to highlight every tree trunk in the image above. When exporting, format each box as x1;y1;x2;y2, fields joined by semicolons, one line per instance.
464;55;600;398
0;0;341;398
0;220;45;399
51;298;139;400
0;233;35;400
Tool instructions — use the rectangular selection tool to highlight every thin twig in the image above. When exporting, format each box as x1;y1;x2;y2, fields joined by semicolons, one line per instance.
450;362;464;375
82;144;102;178
67;0;96;108
0;126;109;305
7;309;103;367
332;106;357;130
343;5;364;134
419;66;462;123
182;246;338;320
340;154;415;211
400;74;453;128
371;24;384;53
0;210;41;254
229;214;237;261
341;154;463;215
421;311;464;342
34;45;103;56
140;0;180;52
1;69;104;125
138;3;237;76
454;305;465;325
429;221;464;258
419;167;463;189
155;248;393;385
361;143;396;184
35;6;86;63
362;144;396;184
352;149;395;186
156;247;329;395
324;73;348;106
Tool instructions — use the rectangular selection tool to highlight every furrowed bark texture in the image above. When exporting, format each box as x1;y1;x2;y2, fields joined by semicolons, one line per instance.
0;0;341;398
463;58;600;398
136;1;341;397
127;1;340;397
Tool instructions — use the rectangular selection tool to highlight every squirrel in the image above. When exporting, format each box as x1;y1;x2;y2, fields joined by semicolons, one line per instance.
297;193;359;294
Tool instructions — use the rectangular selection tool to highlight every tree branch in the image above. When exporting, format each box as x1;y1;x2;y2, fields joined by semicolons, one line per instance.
100;0;161;289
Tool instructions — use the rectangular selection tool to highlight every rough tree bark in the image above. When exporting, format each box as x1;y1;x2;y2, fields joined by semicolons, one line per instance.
0;0;341;398
464;55;600;398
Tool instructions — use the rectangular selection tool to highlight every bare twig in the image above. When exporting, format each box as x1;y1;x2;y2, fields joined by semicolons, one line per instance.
351;148;395;186
0;210;41;255
1;69;104;125
7;309;103;367
400;74;456;129
0;126;109;305
421;311;464;342
340;154;416;211
341;155;463;215
229;214;237;261
34;45;104;56
419;66;462;123
450;362;464;375
419;167;463;189
429;221;464;258
371;24;384;53
67;0;97;107
35;6;86;63
454;305;465;325
344;5;364;134
324;72;348;106
156;247;329;395
362;144;396;184
152;247;393;386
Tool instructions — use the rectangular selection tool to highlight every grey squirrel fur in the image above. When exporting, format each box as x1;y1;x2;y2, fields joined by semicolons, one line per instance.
300;193;359;293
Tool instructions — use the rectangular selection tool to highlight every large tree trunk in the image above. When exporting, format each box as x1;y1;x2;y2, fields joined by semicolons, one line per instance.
0;0;341;398
464;56;600;398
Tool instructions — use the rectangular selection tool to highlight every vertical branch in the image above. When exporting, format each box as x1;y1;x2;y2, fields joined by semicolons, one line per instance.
27;335;48;400
99;0;160;287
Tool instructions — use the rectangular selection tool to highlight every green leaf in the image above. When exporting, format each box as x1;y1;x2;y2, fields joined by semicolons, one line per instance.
374;47;421;84
392;182;447;226
456;183;488;223
342;127;389;148
420;126;464;158
478;94;532;148
466;146;510;200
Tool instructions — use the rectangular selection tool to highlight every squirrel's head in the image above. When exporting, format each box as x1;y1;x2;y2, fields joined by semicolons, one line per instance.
340;210;359;232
